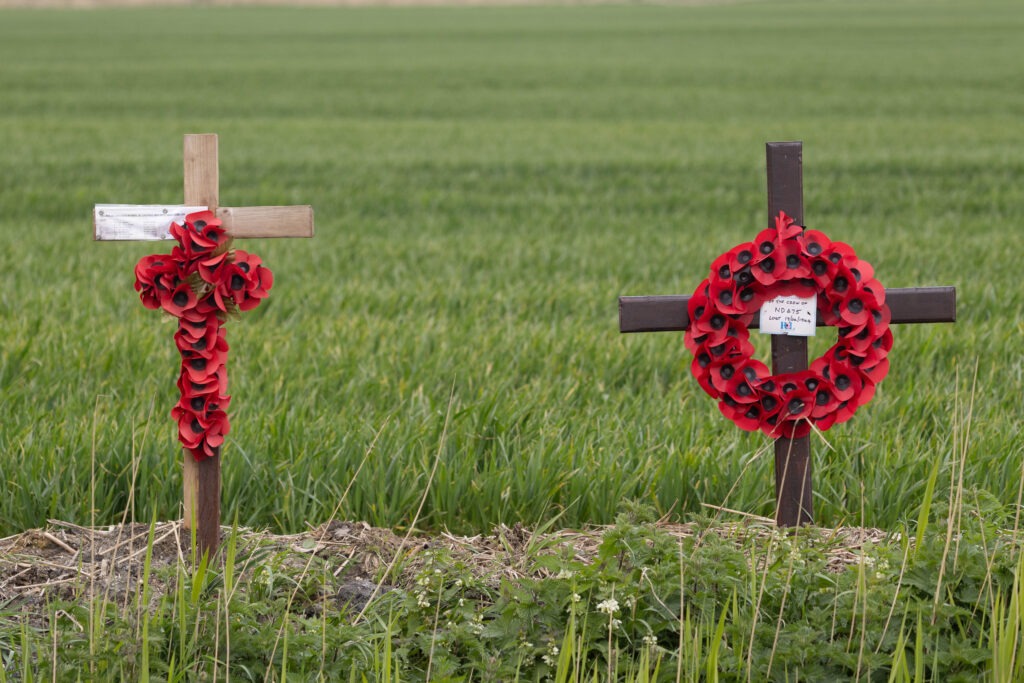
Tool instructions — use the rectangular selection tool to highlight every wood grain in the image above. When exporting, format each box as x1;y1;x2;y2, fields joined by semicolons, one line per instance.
218;205;315;238
183;134;219;210
766;142;813;528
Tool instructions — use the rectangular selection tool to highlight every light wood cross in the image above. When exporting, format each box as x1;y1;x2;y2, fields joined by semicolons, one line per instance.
94;133;314;557
619;142;956;527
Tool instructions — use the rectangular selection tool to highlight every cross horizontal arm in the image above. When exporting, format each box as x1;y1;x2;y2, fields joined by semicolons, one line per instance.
217;205;314;239
93;204;314;241
619;286;956;333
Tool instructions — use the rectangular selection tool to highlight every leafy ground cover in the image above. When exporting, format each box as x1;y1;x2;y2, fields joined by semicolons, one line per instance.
0;1;1023;678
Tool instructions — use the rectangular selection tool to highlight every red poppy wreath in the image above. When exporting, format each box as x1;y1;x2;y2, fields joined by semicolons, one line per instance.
134;210;273;461
684;212;892;439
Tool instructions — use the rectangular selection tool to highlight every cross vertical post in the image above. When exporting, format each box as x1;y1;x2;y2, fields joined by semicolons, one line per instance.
765;142;812;527
182;134;222;556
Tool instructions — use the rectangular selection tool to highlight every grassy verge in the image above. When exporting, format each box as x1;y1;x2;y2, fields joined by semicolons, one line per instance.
4;500;1024;681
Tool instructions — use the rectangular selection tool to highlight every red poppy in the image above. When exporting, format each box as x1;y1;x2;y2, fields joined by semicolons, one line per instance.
858;356;891;386
198;251;230;285
161;282;198;317
776;239;811;280
181;336;228;382
726;242;756;273
751;228;778;265
801;229;832;259
774;211;803;240
708;278;745;316
185;210;224;246
226;250;274;312
134;255;181;310
178;365;229;399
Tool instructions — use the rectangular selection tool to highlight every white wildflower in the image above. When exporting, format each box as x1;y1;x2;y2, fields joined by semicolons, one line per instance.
596;598;620;615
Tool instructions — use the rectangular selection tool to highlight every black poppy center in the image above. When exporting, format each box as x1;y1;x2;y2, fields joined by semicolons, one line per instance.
848;298;864;314
787;398;805;415
710;314;725;330
737;383;752;397
719;290;733;306
737;250;752;265
190;397;205;411
719;265;731;279
238;262;251;274
762;396;778;411
720;365;735;380
190;419;203;434
231;274;245;291
835;375;851;391
759;241;774;255
191;358;207;371
697;353;711;368
759;258;775;273
812;261;828;276
193;220;207;230
834;276;849;293
786;254;800;269
172;291;189;307
807;242;823;256
192;338;207;351
816;391;830;406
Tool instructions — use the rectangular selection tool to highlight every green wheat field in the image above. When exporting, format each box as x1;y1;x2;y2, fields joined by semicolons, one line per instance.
1;0;1022;538
3;3;1024;678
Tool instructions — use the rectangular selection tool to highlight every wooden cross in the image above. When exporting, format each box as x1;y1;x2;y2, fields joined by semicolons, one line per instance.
619;141;956;527
94;133;314;557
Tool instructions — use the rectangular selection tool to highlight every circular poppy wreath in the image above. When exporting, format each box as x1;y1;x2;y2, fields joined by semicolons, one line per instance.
684;212;892;439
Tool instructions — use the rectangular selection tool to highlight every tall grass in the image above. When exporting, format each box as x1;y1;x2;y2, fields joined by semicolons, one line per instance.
0;1;1022;538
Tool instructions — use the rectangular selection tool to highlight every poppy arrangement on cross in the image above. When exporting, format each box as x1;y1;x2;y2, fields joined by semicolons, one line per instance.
684;211;892;439
134;210;274;460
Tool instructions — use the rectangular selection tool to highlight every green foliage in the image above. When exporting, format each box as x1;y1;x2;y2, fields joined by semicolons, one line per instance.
8;499;1024;681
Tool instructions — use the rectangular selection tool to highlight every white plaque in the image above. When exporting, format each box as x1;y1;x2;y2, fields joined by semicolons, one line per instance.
759;295;817;336
94;204;208;241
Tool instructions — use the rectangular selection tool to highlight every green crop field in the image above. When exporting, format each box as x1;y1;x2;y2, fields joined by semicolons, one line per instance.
1;0;1022;540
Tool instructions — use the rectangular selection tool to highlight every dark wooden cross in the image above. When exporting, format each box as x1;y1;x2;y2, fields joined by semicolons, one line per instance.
619;141;956;527
94;133;314;556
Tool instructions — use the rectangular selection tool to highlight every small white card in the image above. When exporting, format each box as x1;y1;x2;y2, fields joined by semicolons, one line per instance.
94;204;208;241
759;295;817;336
